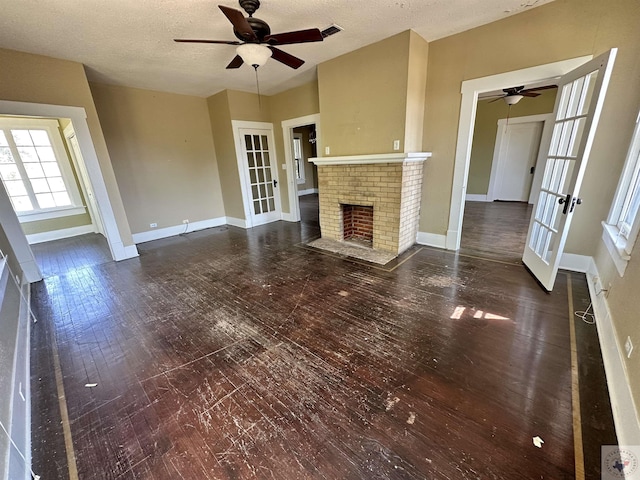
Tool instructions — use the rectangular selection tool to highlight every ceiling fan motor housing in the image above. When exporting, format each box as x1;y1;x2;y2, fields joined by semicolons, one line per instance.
233;16;270;42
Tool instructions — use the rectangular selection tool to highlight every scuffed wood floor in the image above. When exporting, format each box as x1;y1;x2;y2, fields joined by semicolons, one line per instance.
29;215;605;479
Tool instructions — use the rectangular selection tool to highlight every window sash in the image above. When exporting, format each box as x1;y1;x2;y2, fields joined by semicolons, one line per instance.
603;110;640;274
617;148;640;238
293;135;305;183
0;118;83;220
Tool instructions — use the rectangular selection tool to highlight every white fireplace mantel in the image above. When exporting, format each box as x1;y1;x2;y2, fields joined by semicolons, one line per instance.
310;152;432;166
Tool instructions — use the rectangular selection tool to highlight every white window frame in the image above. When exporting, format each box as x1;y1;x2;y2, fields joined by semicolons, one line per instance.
0;117;85;223
293;134;305;184
602;109;640;276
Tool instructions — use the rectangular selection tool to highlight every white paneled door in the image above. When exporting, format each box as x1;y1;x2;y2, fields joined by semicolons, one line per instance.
523;49;617;291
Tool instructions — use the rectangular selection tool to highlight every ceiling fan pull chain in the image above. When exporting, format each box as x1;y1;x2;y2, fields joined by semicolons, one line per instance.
254;66;262;109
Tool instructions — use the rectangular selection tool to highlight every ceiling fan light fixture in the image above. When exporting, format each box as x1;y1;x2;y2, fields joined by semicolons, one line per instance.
236;43;271;67
504;94;524;105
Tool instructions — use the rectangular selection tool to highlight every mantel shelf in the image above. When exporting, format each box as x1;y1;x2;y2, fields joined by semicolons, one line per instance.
310;152;432;166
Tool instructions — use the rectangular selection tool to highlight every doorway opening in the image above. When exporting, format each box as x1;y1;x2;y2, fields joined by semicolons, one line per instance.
281;114;320;227
0;100;137;283
460;96;556;263
446;55;593;255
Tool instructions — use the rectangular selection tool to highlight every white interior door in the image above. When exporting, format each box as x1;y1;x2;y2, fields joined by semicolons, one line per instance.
237;127;281;227
523;49;617;291
494;122;543;202
66;131;105;235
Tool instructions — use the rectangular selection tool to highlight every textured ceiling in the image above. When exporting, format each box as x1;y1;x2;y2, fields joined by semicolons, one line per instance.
0;0;555;98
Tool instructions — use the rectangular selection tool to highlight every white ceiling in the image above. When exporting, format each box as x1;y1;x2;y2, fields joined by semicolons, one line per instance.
0;0;555;98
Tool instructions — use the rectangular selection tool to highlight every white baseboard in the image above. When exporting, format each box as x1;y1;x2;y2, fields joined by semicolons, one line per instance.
559;253;592;273
225;217;247;229
466;194;488;202
416;231;447;249
26;224;94;244
587;262;640;445
132;217;227;244
281;212;297;222
298;188;319;196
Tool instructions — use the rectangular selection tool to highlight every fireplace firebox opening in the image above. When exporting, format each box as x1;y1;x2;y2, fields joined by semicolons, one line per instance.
342;204;373;247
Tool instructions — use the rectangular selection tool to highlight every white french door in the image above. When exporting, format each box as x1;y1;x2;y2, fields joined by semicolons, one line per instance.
234;123;282;227
523;49;617;291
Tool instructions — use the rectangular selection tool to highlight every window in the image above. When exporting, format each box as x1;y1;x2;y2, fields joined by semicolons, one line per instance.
293;134;305;184
603;110;640;275
0;118;84;222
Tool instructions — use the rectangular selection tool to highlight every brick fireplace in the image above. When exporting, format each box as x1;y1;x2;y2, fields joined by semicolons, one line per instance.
310;153;430;256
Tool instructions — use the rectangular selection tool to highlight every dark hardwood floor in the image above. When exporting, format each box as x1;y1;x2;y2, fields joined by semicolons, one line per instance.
299;193;319;225
29;210;615;479
460;201;533;264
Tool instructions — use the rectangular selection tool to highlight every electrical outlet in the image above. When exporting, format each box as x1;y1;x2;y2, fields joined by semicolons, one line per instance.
325;146;330;155
282;163;287;170
182;219;189;224
626;336;634;358
393;140;400;151
150;223;158;228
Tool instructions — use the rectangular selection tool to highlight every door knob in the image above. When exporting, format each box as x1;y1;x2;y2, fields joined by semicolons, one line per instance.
273;179;278;187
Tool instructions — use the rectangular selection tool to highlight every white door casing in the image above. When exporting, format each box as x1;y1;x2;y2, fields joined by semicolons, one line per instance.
232;121;281;228
522;48;617;291
281;114;321;223
488;117;547;202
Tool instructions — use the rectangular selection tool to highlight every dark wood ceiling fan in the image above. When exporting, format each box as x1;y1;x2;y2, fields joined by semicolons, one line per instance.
174;0;324;69
486;85;558;104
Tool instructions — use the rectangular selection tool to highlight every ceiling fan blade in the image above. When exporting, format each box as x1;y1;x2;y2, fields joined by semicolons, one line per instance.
520;84;558;94
226;55;244;69
218;5;257;41
268;47;305;69
521;92;541;97
174;39;241;45
488;96;506;103
264;28;324;45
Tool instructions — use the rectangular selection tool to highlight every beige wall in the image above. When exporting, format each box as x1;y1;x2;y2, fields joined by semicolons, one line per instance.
0;48;133;246
226;89;271;123
468;89;557;194
90;83;224;234
207;91;244;220
405;31;429;152
21;215;91;236
421;0;640;256
266;80;321;214
318;31;411;156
